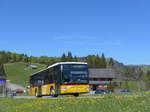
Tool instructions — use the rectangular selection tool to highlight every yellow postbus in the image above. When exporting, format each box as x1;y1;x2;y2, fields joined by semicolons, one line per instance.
28;62;90;97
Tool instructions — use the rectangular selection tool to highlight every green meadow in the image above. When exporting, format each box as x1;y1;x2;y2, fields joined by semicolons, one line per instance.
0;93;150;112
4;62;46;87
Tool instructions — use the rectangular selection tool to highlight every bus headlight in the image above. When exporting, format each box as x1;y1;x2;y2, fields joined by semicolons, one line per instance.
85;88;90;90
61;88;68;91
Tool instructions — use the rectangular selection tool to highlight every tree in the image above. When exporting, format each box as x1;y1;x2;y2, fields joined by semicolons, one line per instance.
144;70;150;90
16;54;23;62
0;51;8;63
61;53;67;62
87;55;94;68
124;67;131;90
0;63;6;77
6;51;12;62
134;67;143;81
67;52;73;62
39;56;49;64
73;56;79;62
11;53;17;62
100;53;107;68
30;56;38;63
47;58;57;67
95;54;101;68
86;55;103;68
23;54;29;62
109;58;114;68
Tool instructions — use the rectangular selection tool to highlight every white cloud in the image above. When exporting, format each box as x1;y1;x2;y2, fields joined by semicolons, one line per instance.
64;40;121;46
52;35;121;46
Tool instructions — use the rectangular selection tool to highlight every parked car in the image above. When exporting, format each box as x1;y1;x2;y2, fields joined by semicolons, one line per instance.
120;89;132;93
15;89;24;93
7;91;16;97
95;89;112;94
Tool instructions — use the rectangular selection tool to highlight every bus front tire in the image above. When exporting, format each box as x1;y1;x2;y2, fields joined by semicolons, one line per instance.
73;93;79;97
35;89;42;97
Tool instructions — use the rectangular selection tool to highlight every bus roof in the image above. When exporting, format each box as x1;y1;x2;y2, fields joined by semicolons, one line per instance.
48;62;87;69
31;62;87;76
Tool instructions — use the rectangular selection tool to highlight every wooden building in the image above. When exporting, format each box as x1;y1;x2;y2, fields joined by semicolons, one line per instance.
89;69;115;90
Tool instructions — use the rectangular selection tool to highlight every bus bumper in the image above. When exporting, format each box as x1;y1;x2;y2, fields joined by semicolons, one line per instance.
60;84;90;94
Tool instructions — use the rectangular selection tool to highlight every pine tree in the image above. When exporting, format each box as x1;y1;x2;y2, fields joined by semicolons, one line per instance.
67;52;73;62
0;63;6;77
100;53;107;68
87;55;93;68
73;56;78;62
109;58;114;68
23;54;29;62
61;53;67;62
87;55;92;68
95;54;101;68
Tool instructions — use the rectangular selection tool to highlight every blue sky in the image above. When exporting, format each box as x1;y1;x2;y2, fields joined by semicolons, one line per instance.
0;0;150;65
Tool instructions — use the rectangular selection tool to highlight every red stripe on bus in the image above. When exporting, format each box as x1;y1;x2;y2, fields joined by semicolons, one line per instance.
61;84;89;86
42;83;54;86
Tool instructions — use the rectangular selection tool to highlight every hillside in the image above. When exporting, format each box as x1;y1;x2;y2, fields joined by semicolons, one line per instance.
4;62;46;87
127;65;150;73
138;65;150;72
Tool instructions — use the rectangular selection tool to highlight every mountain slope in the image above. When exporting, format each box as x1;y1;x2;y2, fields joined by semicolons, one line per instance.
4;62;46;87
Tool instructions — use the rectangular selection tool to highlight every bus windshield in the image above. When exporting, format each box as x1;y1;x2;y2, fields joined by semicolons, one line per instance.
62;64;89;85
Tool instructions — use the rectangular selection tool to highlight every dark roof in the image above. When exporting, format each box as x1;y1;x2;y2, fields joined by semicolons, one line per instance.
89;69;115;78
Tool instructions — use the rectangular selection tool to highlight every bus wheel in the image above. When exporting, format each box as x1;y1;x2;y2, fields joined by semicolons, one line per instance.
73;93;79;97
50;88;58;97
35;89;42;97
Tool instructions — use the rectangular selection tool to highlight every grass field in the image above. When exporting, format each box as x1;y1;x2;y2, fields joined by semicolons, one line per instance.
4;62;46;87
120;81;146;91
0;93;150;112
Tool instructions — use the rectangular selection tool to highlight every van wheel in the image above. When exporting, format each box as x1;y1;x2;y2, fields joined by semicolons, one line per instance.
50;88;58;97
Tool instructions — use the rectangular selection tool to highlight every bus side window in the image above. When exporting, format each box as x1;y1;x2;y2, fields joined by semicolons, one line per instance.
49;69;53;83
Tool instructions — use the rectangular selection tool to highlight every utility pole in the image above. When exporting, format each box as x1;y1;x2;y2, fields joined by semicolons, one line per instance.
0;79;6;97
3;80;6;97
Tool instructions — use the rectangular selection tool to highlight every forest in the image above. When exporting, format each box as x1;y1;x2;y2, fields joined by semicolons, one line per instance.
0;51;110;68
0;51;150;90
